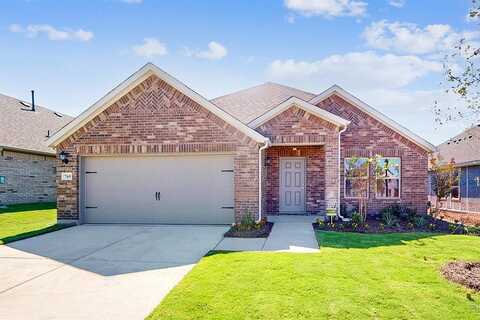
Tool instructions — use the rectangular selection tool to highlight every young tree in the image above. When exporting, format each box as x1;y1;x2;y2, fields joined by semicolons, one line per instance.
435;0;480;124
429;156;458;214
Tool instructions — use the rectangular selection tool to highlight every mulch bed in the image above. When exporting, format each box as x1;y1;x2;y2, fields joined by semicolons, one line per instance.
224;222;274;238
313;214;480;235
436;210;480;227
441;261;480;292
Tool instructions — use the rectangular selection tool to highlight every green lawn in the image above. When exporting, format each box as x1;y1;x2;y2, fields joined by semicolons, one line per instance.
0;202;68;244
148;232;480;320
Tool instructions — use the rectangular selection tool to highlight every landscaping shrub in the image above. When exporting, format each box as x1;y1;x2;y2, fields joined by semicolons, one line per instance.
380;204;417;222
238;211;256;231
414;215;428;229
382;210;399;228
351;212;363;225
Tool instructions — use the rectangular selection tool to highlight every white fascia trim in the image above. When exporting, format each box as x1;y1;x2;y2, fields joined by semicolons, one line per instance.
47;63;268;147
248;96;350;129
309;85;436;152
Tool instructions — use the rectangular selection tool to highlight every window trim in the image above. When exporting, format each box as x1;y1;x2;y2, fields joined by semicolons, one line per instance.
375;157;401;199
344;157;369;199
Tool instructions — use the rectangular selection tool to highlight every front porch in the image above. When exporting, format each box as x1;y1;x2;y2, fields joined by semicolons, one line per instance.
263;143;340;217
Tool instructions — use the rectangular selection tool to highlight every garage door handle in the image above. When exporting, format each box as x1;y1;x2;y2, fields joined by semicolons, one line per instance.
86;206;98;209
155;192;161;201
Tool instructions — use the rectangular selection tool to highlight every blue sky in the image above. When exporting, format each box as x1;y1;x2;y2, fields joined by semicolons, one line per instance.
0;0;476;144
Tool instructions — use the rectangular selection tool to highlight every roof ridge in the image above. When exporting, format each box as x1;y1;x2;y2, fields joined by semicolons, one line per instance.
262;81;316;96
211;81;316;102
438;124;480;147
210;82;269;101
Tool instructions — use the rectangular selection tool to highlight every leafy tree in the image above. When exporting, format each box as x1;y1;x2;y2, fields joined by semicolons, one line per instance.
435;0;480;124
429;156;458;214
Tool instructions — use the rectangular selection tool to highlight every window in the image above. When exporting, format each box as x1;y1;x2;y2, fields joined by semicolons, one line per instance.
450;170;460;200
344;157;369;198
0;176;5;184
375;157;400;198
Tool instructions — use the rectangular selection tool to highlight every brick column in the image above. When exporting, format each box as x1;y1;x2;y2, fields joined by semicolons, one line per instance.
324;131;339;211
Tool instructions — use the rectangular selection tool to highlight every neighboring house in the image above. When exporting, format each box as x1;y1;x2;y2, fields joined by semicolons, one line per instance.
47;63;435;225
429;125;480;213
0;93;73;205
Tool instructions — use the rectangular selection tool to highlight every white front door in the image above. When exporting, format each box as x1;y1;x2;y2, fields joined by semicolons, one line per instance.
279;157;306;214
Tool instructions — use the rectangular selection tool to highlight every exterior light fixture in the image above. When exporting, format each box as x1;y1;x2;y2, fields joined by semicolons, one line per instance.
59;151;69;164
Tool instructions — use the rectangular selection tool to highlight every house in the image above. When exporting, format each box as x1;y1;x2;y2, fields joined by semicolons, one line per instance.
0;92;73;205
429;125;480;214
47;63;435;224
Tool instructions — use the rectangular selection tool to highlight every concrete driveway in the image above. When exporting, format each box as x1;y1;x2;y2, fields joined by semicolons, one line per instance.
0;224;228;320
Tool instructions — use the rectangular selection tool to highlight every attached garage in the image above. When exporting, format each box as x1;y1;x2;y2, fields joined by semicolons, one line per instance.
81;154;235;224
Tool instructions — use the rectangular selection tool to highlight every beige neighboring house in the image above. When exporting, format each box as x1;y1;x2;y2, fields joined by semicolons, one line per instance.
0;92;73;205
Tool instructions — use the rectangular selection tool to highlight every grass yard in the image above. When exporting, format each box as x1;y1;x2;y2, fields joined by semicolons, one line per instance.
0;202;68;244
148;232;480;320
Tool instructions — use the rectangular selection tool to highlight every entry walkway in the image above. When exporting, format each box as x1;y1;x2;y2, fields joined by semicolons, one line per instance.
215;215;319;252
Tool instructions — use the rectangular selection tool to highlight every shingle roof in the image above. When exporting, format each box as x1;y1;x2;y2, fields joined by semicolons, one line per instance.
211;82;316;123
0;93;73;155
436;124;480;166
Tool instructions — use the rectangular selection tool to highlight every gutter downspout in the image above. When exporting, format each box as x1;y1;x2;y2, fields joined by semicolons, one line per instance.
258;140;270;222
337;126;348;220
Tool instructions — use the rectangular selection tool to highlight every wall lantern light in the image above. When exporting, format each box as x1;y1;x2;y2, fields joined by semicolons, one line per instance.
59;151;69;164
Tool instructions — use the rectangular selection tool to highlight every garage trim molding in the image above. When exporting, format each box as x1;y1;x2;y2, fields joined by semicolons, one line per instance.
46;63;270;148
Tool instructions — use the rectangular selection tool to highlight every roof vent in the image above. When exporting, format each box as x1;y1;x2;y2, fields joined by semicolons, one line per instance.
31;90;35;112
19;90;36;112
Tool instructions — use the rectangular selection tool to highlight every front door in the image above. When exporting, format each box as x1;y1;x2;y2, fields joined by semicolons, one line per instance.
279;157;306;214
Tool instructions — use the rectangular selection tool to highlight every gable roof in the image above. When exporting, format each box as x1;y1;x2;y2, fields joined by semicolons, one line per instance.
435;124;480;167
211;82;316;123
0;93;73;155
47;63;268;147
309;85;436;152
248;96;350;129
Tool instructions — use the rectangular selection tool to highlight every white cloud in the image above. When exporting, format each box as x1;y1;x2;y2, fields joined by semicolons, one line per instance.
284;0;367;18
388;0;405;8
9;24;93;41
267;51;441;90
363;20;480;55
132;38;167;57
184;41;228;60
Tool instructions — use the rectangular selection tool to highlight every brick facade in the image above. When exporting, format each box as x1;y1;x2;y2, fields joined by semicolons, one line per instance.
0;151;56;204
256;106;340;215
54;72;430;222
56;75;260;222
315;95;429;215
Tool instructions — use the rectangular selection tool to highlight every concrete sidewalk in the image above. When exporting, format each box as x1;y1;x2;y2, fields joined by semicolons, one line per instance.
215;215;319;252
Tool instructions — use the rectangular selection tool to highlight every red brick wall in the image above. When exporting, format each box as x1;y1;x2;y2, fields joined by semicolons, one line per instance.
315;95;429;215
56;75;260;222
256;106;340;214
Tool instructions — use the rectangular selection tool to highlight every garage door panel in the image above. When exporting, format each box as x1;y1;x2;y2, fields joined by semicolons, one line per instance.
83;155;234;224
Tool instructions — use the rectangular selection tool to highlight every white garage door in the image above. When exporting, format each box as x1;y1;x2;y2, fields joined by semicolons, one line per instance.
82;155;234;224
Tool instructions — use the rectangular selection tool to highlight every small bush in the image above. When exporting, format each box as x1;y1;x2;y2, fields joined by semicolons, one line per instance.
317;220;325;228
351;212;363;225
414;215;428;229
382;210;399;227
237;211;257;231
